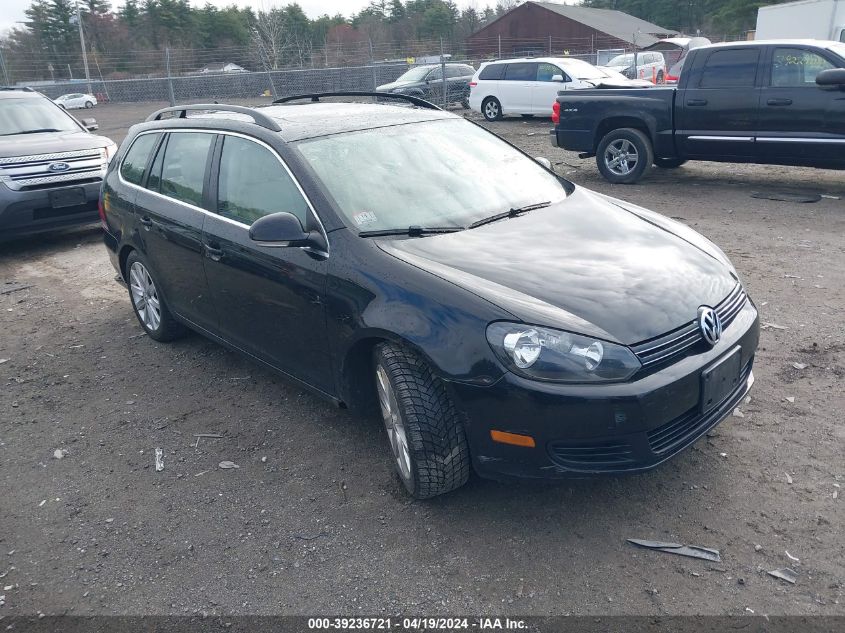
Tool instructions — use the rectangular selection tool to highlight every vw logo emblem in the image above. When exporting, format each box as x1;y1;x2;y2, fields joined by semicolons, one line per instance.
48;162;70;172
698;306;722;347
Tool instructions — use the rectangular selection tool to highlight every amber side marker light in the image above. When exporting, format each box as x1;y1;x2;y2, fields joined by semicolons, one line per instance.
490;430;536;448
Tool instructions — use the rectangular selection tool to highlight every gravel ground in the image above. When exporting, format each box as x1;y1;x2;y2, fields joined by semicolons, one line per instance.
0;103;843;617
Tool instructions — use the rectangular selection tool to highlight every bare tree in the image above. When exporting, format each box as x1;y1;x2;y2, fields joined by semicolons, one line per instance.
251;8;290;70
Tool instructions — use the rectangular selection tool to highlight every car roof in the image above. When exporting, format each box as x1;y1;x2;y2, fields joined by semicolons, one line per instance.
701;39;843;49
483;56;597;66
0;88;43;99
160;102;457;143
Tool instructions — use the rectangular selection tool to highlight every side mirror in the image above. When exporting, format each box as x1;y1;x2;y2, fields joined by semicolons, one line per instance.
551;74;565;82
816;68;845;87
81;117;98;131
249;212;312;247
535;156;552;169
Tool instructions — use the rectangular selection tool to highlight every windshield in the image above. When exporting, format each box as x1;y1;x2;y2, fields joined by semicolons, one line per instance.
0;98;80;135
395;66;433;82
607;54;634;67
560;59;607;80
296;119;567;233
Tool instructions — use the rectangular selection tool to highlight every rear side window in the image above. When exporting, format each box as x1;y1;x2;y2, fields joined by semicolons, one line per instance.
479;64;505;80
154;132;213;207
698;49;759;88
504;63;537;81
216;136;309;226
120;133;158;186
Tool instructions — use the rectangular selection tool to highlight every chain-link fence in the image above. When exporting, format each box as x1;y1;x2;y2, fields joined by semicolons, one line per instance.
2;33;738;106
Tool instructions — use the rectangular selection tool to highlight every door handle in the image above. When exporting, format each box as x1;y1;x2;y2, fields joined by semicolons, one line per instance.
767;98;793;106
139;216;152;229
204;243;224;262
687;99;708;106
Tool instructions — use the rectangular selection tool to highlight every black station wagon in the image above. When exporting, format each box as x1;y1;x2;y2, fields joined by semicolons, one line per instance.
101;94;759;499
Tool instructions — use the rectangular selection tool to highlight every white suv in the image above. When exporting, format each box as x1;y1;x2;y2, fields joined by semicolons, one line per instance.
469;57;621;121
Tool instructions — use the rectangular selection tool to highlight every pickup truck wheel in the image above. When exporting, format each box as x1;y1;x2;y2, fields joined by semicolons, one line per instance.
657;70;665;84
482;97;502;121
373;342;471;499
596;128;653;184
654;157;687;169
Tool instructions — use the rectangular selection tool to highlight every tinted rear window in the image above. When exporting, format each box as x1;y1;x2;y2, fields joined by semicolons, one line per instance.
120;134;158;186
479;64;505;80
698;49;759;88
504;63;537;81
152;132;213;207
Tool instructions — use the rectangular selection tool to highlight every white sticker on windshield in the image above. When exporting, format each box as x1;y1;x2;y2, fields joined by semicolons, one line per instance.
353;211;378;226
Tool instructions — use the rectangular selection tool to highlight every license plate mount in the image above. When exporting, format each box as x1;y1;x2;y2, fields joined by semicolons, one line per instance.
49;187;87;209
700;346;742;414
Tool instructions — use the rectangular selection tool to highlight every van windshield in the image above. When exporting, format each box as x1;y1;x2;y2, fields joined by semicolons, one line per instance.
296;118;567;233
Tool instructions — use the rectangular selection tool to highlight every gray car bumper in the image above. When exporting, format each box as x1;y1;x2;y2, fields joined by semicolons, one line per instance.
0;180;101;240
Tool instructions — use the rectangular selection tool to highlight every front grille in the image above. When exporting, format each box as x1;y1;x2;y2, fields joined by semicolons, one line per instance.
549;440;635;471
632;284;747;368
647;360;752;455
0;148;106;191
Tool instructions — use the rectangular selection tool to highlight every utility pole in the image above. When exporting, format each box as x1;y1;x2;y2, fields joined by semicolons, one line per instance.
440;37;447;108
75;1;93;95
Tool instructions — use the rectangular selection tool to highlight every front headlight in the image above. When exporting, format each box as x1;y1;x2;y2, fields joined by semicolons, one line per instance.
486;322;641;383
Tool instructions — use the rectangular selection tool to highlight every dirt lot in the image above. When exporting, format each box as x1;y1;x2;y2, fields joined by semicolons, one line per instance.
0;103;843;617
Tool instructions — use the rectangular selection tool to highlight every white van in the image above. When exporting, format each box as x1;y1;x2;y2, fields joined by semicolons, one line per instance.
469;57;626;121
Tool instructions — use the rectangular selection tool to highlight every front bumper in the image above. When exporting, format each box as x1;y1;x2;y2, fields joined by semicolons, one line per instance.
450;301;759;481
0;180;101;240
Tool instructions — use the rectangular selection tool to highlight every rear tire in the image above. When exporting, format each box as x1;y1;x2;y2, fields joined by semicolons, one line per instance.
125;251;185;342
482;97;502;122
596;127;653;184
373;342;471;499
654;157;687;169
461;97;470;109
657;70;665;84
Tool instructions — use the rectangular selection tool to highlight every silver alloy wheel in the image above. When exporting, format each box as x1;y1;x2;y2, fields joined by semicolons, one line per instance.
604;139;639;176
484;99;499;120
129;261;162;332
375;364;412;482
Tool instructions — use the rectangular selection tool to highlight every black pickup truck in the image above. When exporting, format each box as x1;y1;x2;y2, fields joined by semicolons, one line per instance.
551;40;845;184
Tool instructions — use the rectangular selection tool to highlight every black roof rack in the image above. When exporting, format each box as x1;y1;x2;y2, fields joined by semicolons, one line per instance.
145;104;282;132
273;91;441;111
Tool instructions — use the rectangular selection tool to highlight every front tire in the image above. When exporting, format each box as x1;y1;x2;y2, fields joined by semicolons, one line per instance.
482;97;502;122
596;127;653;184
84;101;94;108
126;251;185;342
656;70;665;84
374;343;471;499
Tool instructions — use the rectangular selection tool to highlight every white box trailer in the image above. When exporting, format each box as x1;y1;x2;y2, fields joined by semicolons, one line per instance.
756;0;845;42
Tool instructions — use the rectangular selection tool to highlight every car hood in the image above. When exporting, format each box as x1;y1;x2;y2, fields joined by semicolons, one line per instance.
376;187;737;345
0;130;112;158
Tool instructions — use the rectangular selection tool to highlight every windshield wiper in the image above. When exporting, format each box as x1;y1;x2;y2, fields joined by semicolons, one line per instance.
358;225;464;238
468;201;551;230
2;128;62;136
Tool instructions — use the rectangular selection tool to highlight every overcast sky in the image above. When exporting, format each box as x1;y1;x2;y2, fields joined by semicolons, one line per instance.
0;0;510;34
